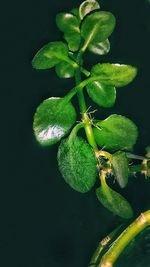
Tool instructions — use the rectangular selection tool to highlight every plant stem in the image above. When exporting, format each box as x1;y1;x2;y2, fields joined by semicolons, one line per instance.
99;210;150;267
88;225;123;267
68;122;84;143
75;51;98;151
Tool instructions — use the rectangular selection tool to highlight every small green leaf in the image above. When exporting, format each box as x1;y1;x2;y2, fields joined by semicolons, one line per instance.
56;12;80;32
57;136;97;193
88;39;110;55
111;151;129;188
56;13;81;52
91;63;137;87
93;114;138;151
79;0;100;20
96;176;133;219
81;11;116;46
64;30;81;52
55;61;75;78
33;97;76;146
32;41;69;69
86;81;116;108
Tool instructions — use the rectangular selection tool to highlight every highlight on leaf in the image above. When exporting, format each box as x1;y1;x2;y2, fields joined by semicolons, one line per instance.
86;81;116;108
33;97;76;146
79;0;100;20
88;39;110;55
55;61;75;79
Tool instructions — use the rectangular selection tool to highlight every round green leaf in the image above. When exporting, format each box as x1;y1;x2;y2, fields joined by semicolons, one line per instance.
88;39;110;55
79;0;100;20
55;61;75;79
32;41;69;70
81;11;116;46
111;151;129;188
86;81;116;108
33;97;76;146
56;13;81;52
57;136;97;193
96;179;133;219
91;63;138;87
56;12;80;32
93;114;138;151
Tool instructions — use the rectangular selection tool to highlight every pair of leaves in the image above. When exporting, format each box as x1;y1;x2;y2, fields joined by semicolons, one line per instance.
32;41;76;78
96;174;133;219
57;136;97;193
86;63;137;108
33;97;76;146
93;114;138;151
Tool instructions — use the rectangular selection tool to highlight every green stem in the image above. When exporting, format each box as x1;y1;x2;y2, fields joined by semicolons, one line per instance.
88;225;123;267
75;51;98;151
99;210;150;267
68;122;84;143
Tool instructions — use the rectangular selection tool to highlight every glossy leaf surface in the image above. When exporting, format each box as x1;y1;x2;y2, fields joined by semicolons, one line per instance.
111;151;129;188
33;97;76;146
91;63;137;87
88;39;110;55
86;81;116;107
79;0;100;20
58;136;97;193
32;41;69;69
96;178;133;219
55;62;75;78
56;13;81;51
93;115;138;151
81;11;116;46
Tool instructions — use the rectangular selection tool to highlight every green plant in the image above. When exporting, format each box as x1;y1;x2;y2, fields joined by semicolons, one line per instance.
32;0;150;266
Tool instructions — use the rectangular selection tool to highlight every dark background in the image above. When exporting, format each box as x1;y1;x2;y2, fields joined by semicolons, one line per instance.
1;0;150;266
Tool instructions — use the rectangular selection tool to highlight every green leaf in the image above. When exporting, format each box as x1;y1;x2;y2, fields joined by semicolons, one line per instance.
33;97;76;146
81;11;116;47
93;114;138;151
57;136;97;193
56;13;81;52
86;81;116;108
32;41;69;70
55;61;75;78
91;63;138;87
111;151;129;188
79;0;100;20
70;8;81;22
96;177;133;219
64;30;81;52
88;39;110;55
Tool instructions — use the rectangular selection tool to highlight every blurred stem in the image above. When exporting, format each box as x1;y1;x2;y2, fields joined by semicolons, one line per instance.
99;210;150;267
88;225;123;267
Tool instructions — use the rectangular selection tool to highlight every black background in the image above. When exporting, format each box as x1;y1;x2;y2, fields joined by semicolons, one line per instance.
1;0;150;266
